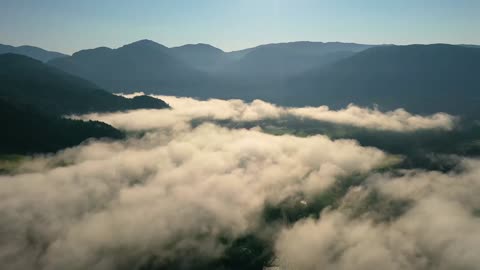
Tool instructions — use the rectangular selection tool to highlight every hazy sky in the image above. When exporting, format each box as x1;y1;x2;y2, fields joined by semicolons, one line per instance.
1;0;479;54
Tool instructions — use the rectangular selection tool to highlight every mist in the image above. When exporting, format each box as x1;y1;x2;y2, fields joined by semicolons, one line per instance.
80;94;455;132
0;121;388;269
1;96;477;270
276;158;480;270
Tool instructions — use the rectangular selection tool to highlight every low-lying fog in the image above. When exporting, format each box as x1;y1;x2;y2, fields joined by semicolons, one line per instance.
1;95;479;270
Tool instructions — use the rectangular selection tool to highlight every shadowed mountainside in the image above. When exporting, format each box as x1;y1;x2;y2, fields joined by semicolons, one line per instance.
0;98;123;154
0;53;169;154
285;44;480;115
0;53;169;116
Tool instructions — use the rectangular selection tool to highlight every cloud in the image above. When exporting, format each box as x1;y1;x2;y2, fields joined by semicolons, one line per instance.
2;95;466;269
275;158;480;270
106;93;455;132
0;121;388;270
289;105;454;132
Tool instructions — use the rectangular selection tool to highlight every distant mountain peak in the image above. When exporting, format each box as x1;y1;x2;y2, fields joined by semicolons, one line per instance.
122;39;168;50
129;39;157;45
172;43;224;53
72;46;113;57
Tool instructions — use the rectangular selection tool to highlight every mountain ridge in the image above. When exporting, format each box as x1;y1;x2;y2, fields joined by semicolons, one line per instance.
49;40;208;93
0;43;67;62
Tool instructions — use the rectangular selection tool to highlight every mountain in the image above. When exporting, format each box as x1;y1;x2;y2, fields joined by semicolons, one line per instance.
173;41;372;100
47;40;376;98
0;43;67;62
0;53;169;116
286;44;480;115
214;42;372;78
158;41;374;100
47;39;480;117
170;43;226;71
0;53;170;154
49;39;209;93
0;97;123;154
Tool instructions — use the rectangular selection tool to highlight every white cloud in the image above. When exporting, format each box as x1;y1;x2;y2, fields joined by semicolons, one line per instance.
1;94;465;269
0;122;388;270
108;94;456;132
289;104;454;131
275;158;480;270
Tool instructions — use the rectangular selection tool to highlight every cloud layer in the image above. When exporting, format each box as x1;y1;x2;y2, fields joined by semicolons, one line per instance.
0;120;387;270
1;96;470;270
105;94;455;132
275;158;480;270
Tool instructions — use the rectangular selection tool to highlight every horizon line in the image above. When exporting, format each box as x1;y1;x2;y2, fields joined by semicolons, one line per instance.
1;39;479;55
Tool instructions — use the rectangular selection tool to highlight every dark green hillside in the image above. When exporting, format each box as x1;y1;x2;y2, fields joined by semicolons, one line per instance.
0;98;123;154
0;53;169;116
0;53;170;155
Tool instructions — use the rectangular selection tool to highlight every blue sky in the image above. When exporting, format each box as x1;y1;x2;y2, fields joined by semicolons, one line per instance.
1;0;479;54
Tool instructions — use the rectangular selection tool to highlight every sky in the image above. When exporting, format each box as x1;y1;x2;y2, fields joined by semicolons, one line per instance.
0;0;479;54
